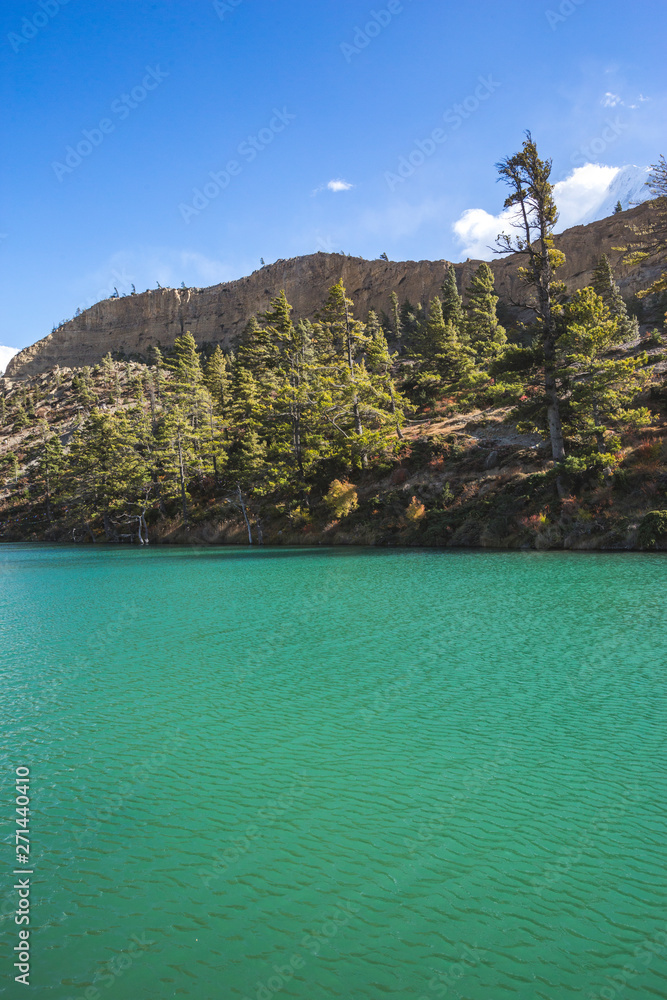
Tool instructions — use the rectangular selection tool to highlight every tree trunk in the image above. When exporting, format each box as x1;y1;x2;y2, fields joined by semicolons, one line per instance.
541;283;565;463
45;458;52;523
237;486;253;544
208;408;219;483
592;399;612;478
103;512;118;542
390;387;403;440
177;431;188;527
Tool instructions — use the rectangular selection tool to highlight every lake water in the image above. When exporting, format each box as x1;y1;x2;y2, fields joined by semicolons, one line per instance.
1;546;665;1000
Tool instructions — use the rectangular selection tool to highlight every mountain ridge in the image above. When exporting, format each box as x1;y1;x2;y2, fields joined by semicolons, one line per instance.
6;200;664;379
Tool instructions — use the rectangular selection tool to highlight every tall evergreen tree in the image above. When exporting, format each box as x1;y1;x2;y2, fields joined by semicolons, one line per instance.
559;287;650;458
235;315;279;380
169;331;204;388
441;265;464;334
204;345;231;411
390;291;403;353
592;254;639;341
464;262;507;354
497;132;567;463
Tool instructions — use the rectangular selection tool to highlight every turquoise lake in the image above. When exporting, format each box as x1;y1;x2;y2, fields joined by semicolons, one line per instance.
1;545;665;1000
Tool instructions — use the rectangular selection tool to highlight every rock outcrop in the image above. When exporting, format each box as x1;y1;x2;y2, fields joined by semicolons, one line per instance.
6;202;663;378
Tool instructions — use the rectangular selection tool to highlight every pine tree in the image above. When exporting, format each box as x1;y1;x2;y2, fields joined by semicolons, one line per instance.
37;424;64;522
316;281;368;442
149;345;165;398
315;283;399;468
365;310;405;439
614;200;623;214
464;262;507;354
235;315;279;380
441;265;464;334
169;331;203;388
497;132;567;463
101;352;115;401
204;345;231;410
592;254;639;341
559;287;650;458
65;409;150;532
390;291;402;352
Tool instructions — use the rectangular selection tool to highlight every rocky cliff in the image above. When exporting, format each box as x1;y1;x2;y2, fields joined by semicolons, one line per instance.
7;202;663;378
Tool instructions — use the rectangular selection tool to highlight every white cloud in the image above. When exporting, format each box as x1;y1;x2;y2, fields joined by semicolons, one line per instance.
452;205;521;260
452;163;622;260
313;179;354;195
0;345;19;374
327;179;353;192
552;163;620;229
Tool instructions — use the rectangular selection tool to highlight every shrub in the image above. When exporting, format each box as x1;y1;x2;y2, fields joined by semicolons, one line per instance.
637;510;667;548
405;496;426;523
389;466;408;485
521;510;549;531
324;480;358;519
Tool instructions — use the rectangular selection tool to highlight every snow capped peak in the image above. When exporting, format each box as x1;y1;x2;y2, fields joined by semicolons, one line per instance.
577;164;652;226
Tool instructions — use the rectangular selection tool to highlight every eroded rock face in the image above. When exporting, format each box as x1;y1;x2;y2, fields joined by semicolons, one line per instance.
6;202;663;378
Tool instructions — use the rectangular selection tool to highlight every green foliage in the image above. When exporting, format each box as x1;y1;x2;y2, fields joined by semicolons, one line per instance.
592;254;639;341
559;287;650;453
204;345;230;408
441;265;464;334
169;331;204;387
637;510;667;548
25;283;406;535
464;262;507;355
324;479;358;519
71;368;96;407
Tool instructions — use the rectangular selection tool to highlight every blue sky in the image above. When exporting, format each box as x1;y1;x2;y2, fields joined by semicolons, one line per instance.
1;0;666;352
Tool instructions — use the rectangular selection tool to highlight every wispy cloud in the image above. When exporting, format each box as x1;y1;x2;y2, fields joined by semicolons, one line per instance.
601;90;649;110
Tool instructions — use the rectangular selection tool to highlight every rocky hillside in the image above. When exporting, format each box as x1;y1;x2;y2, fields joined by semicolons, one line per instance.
7;202;663;378
1;338;666;550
